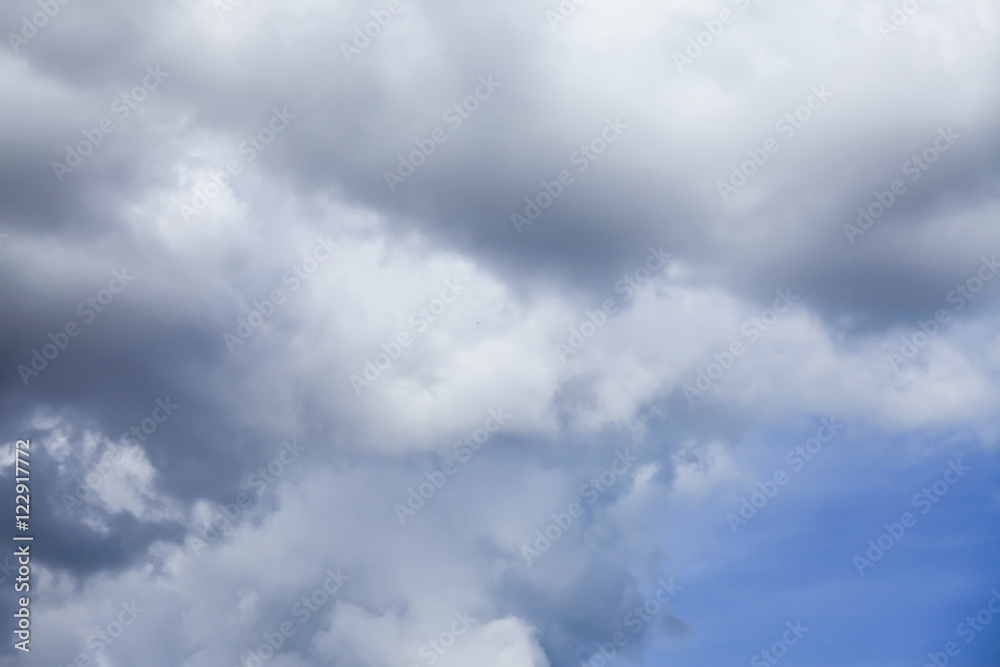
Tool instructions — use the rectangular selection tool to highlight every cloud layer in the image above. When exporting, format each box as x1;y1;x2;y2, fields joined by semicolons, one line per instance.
2;0;1000;665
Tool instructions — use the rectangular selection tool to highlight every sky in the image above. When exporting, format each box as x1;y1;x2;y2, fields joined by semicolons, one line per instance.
1;0;999;665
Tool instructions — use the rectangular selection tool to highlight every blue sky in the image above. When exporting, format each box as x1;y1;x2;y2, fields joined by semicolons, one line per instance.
639;421;1000;667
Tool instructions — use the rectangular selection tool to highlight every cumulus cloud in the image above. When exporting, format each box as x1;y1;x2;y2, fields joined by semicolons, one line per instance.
1;0;999;665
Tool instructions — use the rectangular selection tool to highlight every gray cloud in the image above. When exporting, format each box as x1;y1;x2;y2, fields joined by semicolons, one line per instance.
2;0;999;664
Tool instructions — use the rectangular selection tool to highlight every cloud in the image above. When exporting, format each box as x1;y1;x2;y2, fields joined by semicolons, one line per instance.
1;0;999;664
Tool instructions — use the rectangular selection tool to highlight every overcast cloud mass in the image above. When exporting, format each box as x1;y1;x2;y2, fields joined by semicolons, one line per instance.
1;0;1000;665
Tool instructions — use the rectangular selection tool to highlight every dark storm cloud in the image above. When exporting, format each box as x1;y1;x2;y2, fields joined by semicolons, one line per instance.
3;0;997;321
